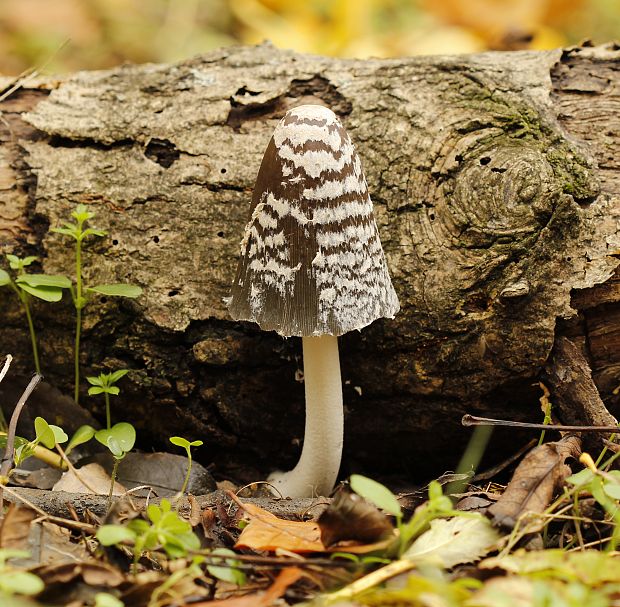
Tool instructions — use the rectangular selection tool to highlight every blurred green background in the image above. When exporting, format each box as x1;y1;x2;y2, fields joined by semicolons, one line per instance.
1;0;619;74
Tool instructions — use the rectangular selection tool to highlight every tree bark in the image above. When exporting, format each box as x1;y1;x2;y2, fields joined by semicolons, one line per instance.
0;42;619;483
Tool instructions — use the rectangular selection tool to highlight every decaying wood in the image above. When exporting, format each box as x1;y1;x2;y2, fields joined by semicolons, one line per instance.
0;43;619;481
543;336;619;454
4;487;327;521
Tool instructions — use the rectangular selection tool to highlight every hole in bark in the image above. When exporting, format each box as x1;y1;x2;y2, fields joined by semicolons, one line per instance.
144;138;180;168
100;297;108;304
429;213;435;221
491;167;507;173
168;289;180;297
455;154;463;162
221;168;227;174
217;231;225;238
480;156;491;165
112;239;119;245
153;235;160;243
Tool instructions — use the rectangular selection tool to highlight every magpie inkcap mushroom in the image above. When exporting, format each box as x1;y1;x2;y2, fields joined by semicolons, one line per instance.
228;104;399;497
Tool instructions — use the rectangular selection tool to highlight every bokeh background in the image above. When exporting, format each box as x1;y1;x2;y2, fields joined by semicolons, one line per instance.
0;0;619;75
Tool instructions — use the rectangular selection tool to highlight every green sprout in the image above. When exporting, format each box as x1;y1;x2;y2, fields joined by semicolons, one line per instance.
96;498;200;574
87;369;130;430
51;204;142;404
95;422;136;508
13;416;68;468
0;254;71;373
0;549;44;598
169;436;204;499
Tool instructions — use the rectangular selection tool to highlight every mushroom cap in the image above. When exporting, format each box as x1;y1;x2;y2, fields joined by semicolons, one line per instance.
228;104;399;337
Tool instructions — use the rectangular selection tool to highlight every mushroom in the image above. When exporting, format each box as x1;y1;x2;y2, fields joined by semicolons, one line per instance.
227;104;399;497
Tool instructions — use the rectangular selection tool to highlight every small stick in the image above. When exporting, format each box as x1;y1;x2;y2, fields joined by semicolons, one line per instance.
462;414;620;433
0;374;42;510
0;355;12;385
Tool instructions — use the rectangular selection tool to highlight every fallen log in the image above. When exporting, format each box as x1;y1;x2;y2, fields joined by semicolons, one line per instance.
0;42;619;483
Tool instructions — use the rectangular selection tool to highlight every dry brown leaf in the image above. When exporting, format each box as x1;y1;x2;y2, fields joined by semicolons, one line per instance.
235;503;325;553
318;491;394;547
0;504;36;549
487;435;581;529
197;567;303;607
53;463;126;495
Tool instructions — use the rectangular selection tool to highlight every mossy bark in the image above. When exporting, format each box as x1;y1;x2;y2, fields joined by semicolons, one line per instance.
0;43;619;483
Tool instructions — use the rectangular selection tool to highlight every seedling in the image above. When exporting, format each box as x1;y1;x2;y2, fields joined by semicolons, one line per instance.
169;436;203;498
14;416;68;468
95;422;136;506
0;254;71;373
51;204;142;404
87;369;130;429
350;474;458;557
96;498;200;573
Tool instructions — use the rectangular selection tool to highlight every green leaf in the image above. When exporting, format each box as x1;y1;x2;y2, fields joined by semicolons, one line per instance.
207;548;246;585
96;525;136;546
108;369;130;384
0;570;45;595
80;228;107;240
107;386;120;396
88;284;142;298
94;593;124;607
0;269;10;287
34;417;56;449
95;423;136;457
403;515;499;568
65;425;96;455
350;474;402;517
86;375;104;387
16;274;71;288
566;468;596;487
49;424;68;445
16;283;64;302
51;226;79;239
88;386;105;396
72;204;95;223
170;436;191;449
603;481;620;500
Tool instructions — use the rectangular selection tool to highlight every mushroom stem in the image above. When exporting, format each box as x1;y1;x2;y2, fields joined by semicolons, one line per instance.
269;334;343;497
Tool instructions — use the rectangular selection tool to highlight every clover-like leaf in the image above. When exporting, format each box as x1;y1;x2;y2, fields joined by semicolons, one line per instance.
350;474;402;517
95;422;136;457
17;283;64;302
88;284;142;298
16;274;71;289
65;425;96;456
34;417;56;449
96;524;136;546
0;269;10;287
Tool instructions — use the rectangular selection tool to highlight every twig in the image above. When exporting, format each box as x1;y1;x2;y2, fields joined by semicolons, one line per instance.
462;414;620;433
0;374;42;510
0;354;12;385
54;442;99;494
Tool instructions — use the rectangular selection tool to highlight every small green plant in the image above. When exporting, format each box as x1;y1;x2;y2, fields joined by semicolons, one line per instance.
0;549;44;597
169;436;203;498
95;422;136;506
51;204;142;404
0;254;71;373
96;498;200;573
206;548;246;586
14;416;68;467
567;454;620;551
350;474;457;557
87;369;130;429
